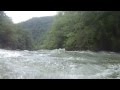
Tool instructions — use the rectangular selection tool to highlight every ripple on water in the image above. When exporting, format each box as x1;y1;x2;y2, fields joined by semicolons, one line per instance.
0;49;120;79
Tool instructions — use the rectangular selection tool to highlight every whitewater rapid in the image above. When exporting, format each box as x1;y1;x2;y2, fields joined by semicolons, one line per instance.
0;49;120;79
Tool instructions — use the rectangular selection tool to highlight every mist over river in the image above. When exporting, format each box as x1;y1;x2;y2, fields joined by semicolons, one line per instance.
0;49;120;79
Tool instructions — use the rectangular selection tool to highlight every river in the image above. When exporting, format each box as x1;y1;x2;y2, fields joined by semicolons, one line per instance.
0;49;120;79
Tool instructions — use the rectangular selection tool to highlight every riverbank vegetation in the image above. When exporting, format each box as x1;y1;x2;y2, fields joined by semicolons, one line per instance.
43;11;120;52
1;11;120;52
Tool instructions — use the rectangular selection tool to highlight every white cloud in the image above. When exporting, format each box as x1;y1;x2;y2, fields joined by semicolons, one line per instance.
5;11;58;23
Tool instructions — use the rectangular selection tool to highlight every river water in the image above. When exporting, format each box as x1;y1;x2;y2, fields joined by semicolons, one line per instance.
0;49;120;79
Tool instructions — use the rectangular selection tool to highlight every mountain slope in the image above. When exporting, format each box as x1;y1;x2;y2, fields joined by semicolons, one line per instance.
18;16;54;49
18;16;54;39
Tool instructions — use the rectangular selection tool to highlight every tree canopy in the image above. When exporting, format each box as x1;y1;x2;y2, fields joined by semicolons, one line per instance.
1;11;120;52
43;11;120;52
0;11;33;50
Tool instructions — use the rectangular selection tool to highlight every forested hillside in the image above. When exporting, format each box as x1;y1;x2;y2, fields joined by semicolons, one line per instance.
18;16;54;49
0;11;33;50
43;11;120;52
1;11;120;52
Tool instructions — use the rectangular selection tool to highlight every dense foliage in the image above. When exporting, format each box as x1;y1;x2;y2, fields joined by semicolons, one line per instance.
0;11;33;50
43;11;120;52
18;16;54;49
1;11;120;52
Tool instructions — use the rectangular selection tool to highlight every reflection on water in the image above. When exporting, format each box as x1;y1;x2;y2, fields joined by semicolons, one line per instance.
0;49;120;79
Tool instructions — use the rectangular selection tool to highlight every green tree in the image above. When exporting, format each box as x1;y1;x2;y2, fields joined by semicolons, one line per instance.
43;11;120;52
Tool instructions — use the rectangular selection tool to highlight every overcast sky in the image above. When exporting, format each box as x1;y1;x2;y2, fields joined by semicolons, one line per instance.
5;11;58;23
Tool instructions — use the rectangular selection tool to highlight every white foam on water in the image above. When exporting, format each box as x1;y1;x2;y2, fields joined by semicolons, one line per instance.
0;49;120;79
0;49;21;58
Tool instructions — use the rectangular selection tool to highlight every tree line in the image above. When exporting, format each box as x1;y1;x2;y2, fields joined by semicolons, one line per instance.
1;11;120;52
0;11;33;50
43;11;120;52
